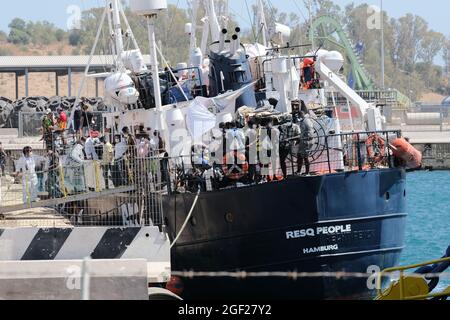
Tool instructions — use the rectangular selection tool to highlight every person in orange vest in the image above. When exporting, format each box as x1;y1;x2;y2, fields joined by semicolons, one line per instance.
301;58;316;90
55;107;68;147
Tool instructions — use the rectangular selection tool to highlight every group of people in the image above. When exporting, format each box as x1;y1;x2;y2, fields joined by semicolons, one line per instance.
40;99;99;153
41;107;68;151
199;101;316;187
63;125;167;193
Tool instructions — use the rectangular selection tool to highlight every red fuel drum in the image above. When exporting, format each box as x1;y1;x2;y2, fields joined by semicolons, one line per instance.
391;138;423;169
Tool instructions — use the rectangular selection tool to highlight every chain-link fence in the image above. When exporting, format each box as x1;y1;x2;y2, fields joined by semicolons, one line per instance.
18;111;105;138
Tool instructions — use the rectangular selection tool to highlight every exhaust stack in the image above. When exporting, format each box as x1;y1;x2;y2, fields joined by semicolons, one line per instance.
230;34;238;55
219;28;227;52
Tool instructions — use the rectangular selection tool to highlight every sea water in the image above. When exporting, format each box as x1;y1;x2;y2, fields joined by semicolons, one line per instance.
400;171;450;292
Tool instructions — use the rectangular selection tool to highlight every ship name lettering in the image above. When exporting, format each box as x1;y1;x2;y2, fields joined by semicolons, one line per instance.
316;224;352;235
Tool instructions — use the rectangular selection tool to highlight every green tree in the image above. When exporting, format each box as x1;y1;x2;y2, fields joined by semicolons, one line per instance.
8;17;30;44
8;28;30;44
8;18;27;31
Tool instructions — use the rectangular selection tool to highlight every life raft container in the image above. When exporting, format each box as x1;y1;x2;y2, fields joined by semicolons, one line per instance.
390;138;422;169
366;134;386;164
223;151;249;180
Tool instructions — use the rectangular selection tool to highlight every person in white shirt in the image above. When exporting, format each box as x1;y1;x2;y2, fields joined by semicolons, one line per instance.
15;146;38;204
227;122;246;153
114;139;128;161
113;136;128;186
100;136;114;189
65;138;86;194
85;136;99;160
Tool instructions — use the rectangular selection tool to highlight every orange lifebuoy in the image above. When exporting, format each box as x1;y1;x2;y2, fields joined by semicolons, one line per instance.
222;151;249;180
366;134;386;164
390;138;422;169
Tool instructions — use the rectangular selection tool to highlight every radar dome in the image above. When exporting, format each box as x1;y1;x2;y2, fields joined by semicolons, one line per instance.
129;0;167;15
322;51;344;72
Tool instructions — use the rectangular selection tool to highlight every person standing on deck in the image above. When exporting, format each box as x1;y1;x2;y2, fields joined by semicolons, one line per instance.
65;138;87;194
46;149;61;199
55;107;68;147
279;121;301;178
245;120;258;183
15;146;38;204
0;142;7;177
297;111;315;175
41;109;55;150
113;135;129;187
100;136;114;190
85;136;100;160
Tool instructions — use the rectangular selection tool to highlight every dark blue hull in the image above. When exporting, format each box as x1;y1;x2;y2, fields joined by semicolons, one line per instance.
164;168;407;299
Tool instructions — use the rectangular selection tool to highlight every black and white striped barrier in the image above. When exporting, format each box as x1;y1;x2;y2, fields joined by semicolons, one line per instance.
0;226;171;283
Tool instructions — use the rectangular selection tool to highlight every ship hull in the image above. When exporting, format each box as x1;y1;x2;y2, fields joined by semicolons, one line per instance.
164;168;407;300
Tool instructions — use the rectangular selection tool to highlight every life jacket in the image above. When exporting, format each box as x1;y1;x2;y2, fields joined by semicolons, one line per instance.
222;151;249;181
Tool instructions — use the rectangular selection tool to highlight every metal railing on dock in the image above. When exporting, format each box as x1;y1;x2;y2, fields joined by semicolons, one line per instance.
0;152;166;228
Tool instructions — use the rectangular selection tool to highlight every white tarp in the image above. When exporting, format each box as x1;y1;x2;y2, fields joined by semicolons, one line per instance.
185;97;217;140
185;83;257;140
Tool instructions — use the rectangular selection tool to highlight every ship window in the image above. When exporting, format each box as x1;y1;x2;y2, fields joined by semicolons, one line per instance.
404;190;406;197
385;192;390;201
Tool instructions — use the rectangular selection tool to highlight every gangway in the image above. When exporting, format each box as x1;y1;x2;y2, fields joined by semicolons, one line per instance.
0;186;135;214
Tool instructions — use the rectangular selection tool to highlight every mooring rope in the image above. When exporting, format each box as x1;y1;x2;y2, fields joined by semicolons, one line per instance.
170;189;201;249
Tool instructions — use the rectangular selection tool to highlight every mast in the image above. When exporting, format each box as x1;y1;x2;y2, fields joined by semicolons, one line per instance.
146;14;163;111
257;0;268;47
206;0;221;43
111;0;125;65
189;0;200;66
106;2;117;58
307;0;314;50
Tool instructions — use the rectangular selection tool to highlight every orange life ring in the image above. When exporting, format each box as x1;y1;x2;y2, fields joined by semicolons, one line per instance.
366;134;386;164
222;151;249;180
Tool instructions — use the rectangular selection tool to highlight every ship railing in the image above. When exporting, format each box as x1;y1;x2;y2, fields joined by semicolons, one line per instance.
376;256;450;300
0;153;166;228
156;130;403;195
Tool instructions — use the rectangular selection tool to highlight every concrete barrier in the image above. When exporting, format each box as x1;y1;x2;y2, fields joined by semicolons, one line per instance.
0;259;150;300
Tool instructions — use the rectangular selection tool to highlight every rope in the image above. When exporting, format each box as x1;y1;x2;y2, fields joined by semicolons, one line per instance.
170;189;201;249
